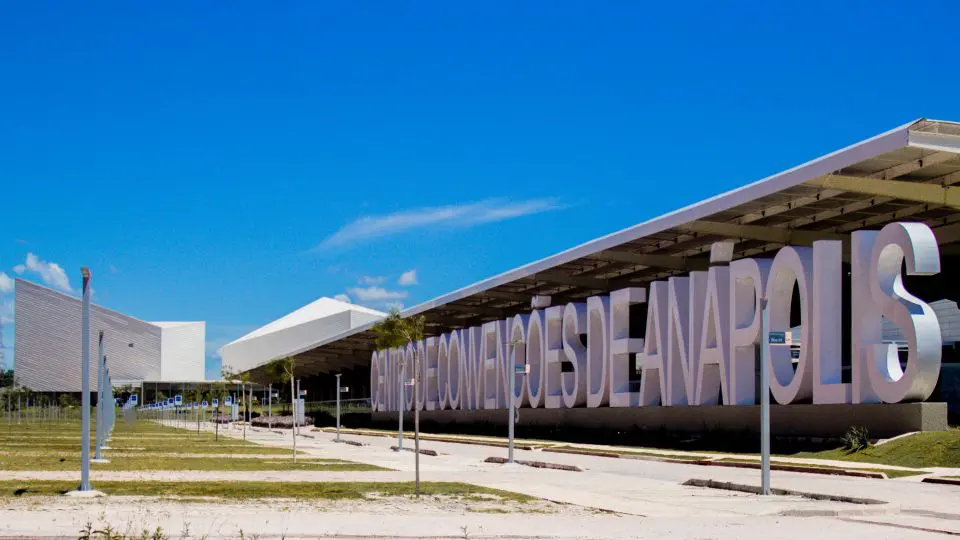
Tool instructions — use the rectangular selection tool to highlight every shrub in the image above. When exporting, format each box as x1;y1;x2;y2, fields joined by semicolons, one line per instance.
843;425;871;452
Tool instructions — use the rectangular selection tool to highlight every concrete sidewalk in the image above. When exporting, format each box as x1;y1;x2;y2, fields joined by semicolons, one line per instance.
163;421;960;519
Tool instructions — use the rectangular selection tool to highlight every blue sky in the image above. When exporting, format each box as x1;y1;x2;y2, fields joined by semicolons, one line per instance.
1;1;958;379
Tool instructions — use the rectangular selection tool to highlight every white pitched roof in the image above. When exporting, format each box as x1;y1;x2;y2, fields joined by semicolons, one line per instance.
228;297;384;345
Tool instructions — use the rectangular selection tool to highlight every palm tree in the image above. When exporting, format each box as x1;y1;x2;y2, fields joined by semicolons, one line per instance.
371;307;425;495
267;357;297;463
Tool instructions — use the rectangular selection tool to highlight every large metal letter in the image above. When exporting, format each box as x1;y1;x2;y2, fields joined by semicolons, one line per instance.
510;314;531;407
851;231;881;404
639;281;668;407
729;257;771;405
609;288;646;408
586;296;610;407
447;329;463;410
561;302;587;408
544;305;565;408
525;310;546;408
812;240;849;404
436;333;450;410
765;246;814;405
867;222;942;403
698;263;730;405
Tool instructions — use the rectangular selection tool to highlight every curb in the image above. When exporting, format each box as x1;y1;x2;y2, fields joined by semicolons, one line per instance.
690;460;887;479
542;447;621;459
922;477;960;486
485;456;582;472
334;439;367;447
682;478;887;505
390;445;438;456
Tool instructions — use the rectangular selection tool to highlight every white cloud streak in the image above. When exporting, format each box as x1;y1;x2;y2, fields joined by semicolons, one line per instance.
333;293;352;303
18;253;72;293
359;275;385;286
314;198;563;250
347;286;408;302
0;273;12;294
398;269;418;286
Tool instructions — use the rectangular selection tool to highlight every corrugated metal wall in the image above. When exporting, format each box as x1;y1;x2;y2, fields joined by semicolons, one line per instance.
157;321;206;381
14;279;162;392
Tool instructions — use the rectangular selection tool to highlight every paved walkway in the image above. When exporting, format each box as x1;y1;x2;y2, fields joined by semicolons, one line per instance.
5;421;960;538
151;421;960;520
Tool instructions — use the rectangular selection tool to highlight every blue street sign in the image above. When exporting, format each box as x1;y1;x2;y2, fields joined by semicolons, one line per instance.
224;396;233;406
768;331;786;344
202;400;208;407
212;398;219;407
167;398;174;406
174;395;183;406
130;394;138;404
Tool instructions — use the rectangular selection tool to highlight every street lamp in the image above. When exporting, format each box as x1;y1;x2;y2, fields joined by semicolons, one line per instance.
79;267;93;491
335;373;348;442
504;337;526;464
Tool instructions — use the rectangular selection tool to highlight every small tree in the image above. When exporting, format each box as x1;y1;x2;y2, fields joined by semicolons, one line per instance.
191;385;206;434
371;308;425;495
209;380;227;441
267;357;297;463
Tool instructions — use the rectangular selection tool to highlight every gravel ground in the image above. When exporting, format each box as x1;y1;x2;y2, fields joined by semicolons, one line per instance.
0;496;942;540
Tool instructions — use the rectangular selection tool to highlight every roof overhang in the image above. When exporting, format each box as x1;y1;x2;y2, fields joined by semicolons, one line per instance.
265;118;960;378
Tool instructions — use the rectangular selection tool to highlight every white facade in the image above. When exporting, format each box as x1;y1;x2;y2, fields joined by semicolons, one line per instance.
220;297;384;373
14;279;205;392
155;321;206;382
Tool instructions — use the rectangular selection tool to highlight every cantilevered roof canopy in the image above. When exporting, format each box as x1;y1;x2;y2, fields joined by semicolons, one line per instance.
259;118;960;378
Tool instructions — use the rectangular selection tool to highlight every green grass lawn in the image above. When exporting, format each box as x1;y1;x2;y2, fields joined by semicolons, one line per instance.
0;480;533;501
794;430;960;469
0;454;388;471
0;419;372;471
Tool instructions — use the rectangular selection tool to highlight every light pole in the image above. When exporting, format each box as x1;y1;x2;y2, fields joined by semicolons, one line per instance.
335;373;342;442
268;384;272;430
79;267;93;492
505;338;526;464
413;349;420;496
397;358;405;451
760;297;771;495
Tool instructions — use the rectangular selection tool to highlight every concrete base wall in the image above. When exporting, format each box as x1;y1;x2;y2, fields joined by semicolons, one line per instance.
372;402;948;438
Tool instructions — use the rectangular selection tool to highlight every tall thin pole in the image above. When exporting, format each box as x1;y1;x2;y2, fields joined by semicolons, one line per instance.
295;378;301;435
94;338;104;460
79;267;93;491
268;384;272;430
413;350;420;497
398;363;404;450
290;372;297;463
760;297;771;496
335;373;342;442
508;349;516;464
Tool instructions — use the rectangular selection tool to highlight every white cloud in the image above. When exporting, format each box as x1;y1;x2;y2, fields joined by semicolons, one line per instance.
359;275;385;286
314;197;564;250
386;301;405;311
19;253;72;293
205;337;230;359
398;269;418;286
0;300;14;324
347;286;408;302
12;265;24;275
333;293;352;303
0;273;12;294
